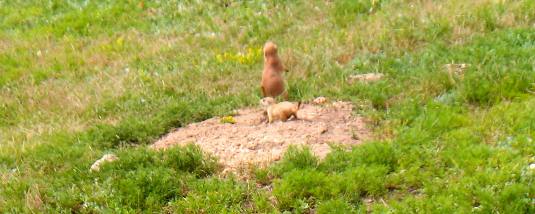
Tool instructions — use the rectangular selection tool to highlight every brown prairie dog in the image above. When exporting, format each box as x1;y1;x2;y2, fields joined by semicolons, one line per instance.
260;97;301;123
261;41;288;100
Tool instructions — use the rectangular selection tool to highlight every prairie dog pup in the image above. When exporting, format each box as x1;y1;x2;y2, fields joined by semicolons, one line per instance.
261;41;288;100
265;100;301;123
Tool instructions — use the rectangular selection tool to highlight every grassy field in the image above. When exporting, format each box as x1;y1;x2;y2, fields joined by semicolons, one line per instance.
1;0;534;213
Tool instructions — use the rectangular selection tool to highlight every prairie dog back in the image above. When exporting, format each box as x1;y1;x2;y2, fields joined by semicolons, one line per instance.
266;101;300;123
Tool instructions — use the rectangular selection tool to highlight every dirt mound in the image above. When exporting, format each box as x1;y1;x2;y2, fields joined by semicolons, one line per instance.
151;100;370;174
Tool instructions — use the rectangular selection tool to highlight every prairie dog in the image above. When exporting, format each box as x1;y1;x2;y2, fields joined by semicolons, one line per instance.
261;41;288;100
265;100;301;123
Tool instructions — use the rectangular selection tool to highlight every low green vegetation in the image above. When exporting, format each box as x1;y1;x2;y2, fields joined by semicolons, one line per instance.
1;0;534;213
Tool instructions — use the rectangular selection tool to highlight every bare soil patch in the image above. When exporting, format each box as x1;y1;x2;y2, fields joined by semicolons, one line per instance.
151;100;370;174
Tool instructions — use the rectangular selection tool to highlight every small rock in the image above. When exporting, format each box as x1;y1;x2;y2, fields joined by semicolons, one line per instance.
317;125;328;134
313;97;327;105
246;142;259;150
90;154;118;172
347;73;384;83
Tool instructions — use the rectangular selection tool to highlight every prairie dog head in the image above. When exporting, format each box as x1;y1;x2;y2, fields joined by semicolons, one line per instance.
263;41;278;58
263;41;286;72
259;97;276;107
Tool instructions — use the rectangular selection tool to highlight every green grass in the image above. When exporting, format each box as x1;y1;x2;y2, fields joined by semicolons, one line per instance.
1;0;535;213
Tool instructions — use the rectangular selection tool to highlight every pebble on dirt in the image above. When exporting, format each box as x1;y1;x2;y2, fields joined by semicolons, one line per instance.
313;96;327;104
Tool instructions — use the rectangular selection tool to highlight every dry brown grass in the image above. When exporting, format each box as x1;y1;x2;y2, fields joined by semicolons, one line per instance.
0;31;196;145
25;184;43;211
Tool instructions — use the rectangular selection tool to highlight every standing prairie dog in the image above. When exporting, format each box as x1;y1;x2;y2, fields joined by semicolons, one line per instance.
261;41;288;100
260;97;301;123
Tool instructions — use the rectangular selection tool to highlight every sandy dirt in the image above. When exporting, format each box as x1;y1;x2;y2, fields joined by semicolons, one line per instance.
151;100;370;174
